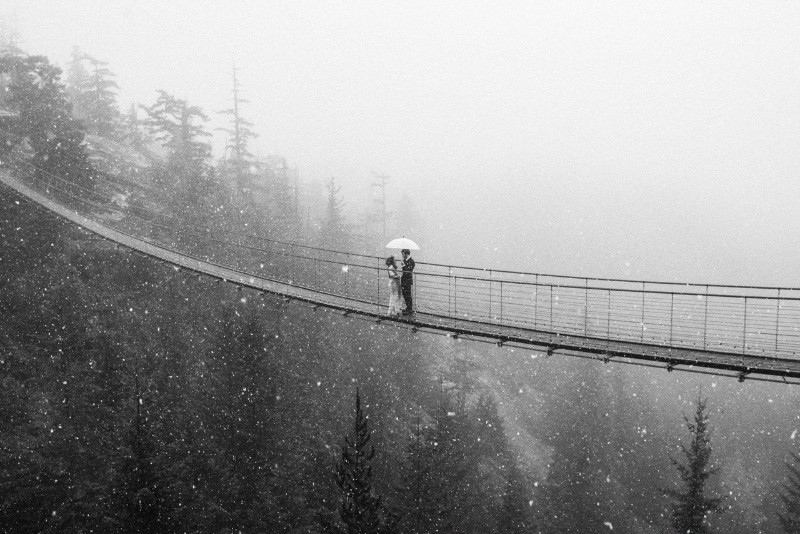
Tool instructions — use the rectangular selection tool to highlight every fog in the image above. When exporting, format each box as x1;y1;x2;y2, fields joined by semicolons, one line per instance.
5;0;800;284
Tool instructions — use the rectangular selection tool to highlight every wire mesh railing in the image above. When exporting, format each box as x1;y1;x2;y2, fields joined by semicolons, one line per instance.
3;153;800;363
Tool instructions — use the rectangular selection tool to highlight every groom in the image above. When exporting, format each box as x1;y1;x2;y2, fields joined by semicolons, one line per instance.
400;248;415;315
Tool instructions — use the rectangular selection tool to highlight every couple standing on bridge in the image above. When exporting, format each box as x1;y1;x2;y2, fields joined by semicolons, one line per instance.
386;248;415;317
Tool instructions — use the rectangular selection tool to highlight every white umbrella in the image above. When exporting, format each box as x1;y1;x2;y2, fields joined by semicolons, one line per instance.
385;237;420;250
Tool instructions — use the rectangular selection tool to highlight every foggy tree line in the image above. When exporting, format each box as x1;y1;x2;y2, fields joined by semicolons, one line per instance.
2;41;800;533
1;43;351;251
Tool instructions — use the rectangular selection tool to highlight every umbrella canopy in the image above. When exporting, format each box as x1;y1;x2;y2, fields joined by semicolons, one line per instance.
385;237;420;250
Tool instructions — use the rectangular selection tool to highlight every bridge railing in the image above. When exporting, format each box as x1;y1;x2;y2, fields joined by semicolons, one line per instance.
413;264;800;360
5;155;800;362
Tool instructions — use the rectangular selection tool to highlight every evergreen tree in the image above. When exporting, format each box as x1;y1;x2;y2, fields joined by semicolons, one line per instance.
65;47;90;119
140;90;212;185
393;414;441;534
194;303;289;532
393;391;484;534
541;361;615;533
498;461;533;534
86;56;120;136
664;395;725;534
140;90;220;234
0;17;25;59
122;103;148;151
779;441;800;532
0;52;93;190
217;64;258;199
258;155;300;238
111;382;179;534
474;394;536;532
322;176;347;249
65;48;122;137
334;389;389;534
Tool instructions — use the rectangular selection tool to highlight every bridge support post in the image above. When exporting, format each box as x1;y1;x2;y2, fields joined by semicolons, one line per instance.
584;279;588;336
775;289;782;355
742;296;748;355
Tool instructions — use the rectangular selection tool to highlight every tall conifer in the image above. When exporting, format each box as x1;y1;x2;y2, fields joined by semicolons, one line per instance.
335;389;388;534
664;395;725;534
779;443;800;532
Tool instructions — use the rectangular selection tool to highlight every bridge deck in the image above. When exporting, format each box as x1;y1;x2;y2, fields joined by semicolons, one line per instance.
2;168;800;383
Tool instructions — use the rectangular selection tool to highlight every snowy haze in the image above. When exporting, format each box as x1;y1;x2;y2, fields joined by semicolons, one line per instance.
5;0;800;285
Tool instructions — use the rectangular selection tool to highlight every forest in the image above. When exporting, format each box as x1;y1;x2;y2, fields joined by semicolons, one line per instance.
1;38;800;534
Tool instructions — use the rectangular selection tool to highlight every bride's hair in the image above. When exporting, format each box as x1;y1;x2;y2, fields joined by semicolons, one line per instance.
385;255;395;266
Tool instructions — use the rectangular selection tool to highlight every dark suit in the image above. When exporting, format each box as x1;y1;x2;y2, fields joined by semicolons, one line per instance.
401;256;415;312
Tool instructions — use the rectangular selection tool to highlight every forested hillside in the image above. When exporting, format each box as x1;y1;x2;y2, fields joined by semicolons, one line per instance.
2;41;800;534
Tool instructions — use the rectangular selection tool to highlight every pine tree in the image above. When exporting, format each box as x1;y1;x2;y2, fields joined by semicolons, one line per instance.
474;394;536;532
499;461;534;534
542;362;613;532
217;63;258;199
664;395;725;534
140;90;219;233
66;48;122;137
392;391;484;533
112;381;179;534
0;53;93;189
393;414;442;534
322;176;347;249
65;47;89;107
194;303;290;532
141;90;211;170
121;103;149;152
779;442;800;532
0;16;25;59
334;389;388;534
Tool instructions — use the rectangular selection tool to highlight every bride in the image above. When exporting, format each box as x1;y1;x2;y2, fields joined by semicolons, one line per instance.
386;255;403;316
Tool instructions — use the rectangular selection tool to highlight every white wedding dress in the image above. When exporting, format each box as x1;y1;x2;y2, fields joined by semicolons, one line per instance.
387;266;403;316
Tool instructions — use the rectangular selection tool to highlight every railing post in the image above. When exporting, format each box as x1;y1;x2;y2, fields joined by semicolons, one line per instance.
448;266;452;315
584;278;588;336
500;280;504;322
534;274;539;327
703;285;709;350
669;293;674;347
549;284;553;333
606;289;611;341
489;270;493;320
742;296;748;355
454;275;458;317
775;288;782;355
377;257;381;310
640;282;645;343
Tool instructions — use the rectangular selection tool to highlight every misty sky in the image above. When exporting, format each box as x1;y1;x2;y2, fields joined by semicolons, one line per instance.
4;1;800;285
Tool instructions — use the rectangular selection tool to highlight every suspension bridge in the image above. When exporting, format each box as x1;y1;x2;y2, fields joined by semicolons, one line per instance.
2;160;800;385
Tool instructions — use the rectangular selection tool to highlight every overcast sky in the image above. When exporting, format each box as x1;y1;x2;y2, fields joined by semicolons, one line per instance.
4;1;800;285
